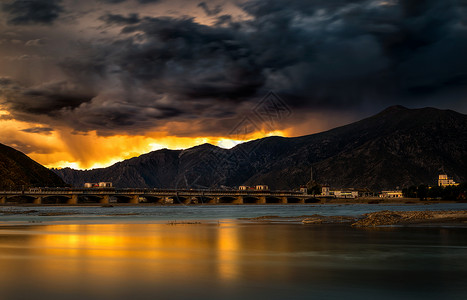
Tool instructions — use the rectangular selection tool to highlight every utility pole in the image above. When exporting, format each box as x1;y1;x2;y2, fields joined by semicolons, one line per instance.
310;166;314;196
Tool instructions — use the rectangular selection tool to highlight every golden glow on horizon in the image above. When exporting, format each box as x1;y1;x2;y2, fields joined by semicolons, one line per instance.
0;109;289;169
40;129;287;170
1;104;353;170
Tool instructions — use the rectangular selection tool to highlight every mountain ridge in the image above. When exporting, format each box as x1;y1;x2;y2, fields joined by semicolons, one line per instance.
53;106;467;190
0;143;66;189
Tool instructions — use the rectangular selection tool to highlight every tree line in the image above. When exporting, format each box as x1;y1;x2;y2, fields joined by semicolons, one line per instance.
402;183;467;200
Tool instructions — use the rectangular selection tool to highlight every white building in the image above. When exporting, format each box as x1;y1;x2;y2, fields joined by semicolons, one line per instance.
321;186;358;198
331;190;359;199
99;182;113;188
321;185;330;196
380;190;403;198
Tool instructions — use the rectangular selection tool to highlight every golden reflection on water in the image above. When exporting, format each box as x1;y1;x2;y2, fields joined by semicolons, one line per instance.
0;222;256;288
1;222;466;300
34;223;231;262
0;222;331;285
216;222;240;280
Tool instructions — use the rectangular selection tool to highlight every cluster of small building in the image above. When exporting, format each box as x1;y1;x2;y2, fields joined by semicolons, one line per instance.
438;174;459;187
84;182;113;188
379;190;403;198
320;186;360;198
318;174;458;199
83;175;459;200
238;185;269;190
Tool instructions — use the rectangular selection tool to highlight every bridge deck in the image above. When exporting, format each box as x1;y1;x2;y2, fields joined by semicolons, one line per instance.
0;188;318;205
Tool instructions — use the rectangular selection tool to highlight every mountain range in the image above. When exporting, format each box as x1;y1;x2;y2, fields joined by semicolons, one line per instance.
0;143;65;189
52;106;467;191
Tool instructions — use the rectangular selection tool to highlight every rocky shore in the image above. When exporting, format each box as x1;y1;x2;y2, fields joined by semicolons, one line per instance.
2;208;467;228
242;210;467;227
351;210;467;227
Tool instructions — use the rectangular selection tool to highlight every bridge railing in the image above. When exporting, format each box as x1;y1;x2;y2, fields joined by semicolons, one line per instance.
0;188;307;196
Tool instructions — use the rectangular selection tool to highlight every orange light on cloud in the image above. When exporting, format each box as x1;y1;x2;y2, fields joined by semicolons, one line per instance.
0;105;289;170
1;101;353;170
42;129;287;170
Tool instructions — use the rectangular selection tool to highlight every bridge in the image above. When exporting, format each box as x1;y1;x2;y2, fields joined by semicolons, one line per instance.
0;188;320;205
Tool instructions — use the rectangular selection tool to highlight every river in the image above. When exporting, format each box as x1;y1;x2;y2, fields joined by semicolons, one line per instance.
1;204;467;299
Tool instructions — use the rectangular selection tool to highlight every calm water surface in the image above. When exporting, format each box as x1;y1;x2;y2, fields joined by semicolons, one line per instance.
1;204;467;299
2;203;467;223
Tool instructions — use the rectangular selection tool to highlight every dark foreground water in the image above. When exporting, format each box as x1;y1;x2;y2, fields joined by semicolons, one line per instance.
1;204;467;300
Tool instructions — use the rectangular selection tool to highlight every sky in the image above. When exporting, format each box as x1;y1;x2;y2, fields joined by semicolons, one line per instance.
0;0;467;169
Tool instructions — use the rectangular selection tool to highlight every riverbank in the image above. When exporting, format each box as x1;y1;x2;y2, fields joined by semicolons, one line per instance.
2;204;467;227
0;197;464;206
352;210;467;227
241;210;467;227
317;197;464;205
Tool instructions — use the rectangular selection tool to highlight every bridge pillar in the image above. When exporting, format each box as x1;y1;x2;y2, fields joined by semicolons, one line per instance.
299;198;305;204
280;197;288;204
33;197;42;205
0;196;6;205
67;195;78;205
258;196;266;204
164;197;173;204
100;195;110;204
207;197;219;204
130;195;139;204
232;196;243;204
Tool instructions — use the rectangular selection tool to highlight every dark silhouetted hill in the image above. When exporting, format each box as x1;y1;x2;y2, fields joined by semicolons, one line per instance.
0;143;65;189
53;106;467;191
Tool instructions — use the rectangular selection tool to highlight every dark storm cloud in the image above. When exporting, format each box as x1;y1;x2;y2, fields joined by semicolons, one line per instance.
2;0;64;25
2;0;467;135
59;95;187;134
2;80;96;116
0;77;14;86
234;0;467;108
25;38;46;46
99;0;160;3
21;89;92;114
99;13;141;25
116;16;265;100
214;14;232;26
21;127;54;134
198;2;223;16
136;0;161;3
99;0;126;3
